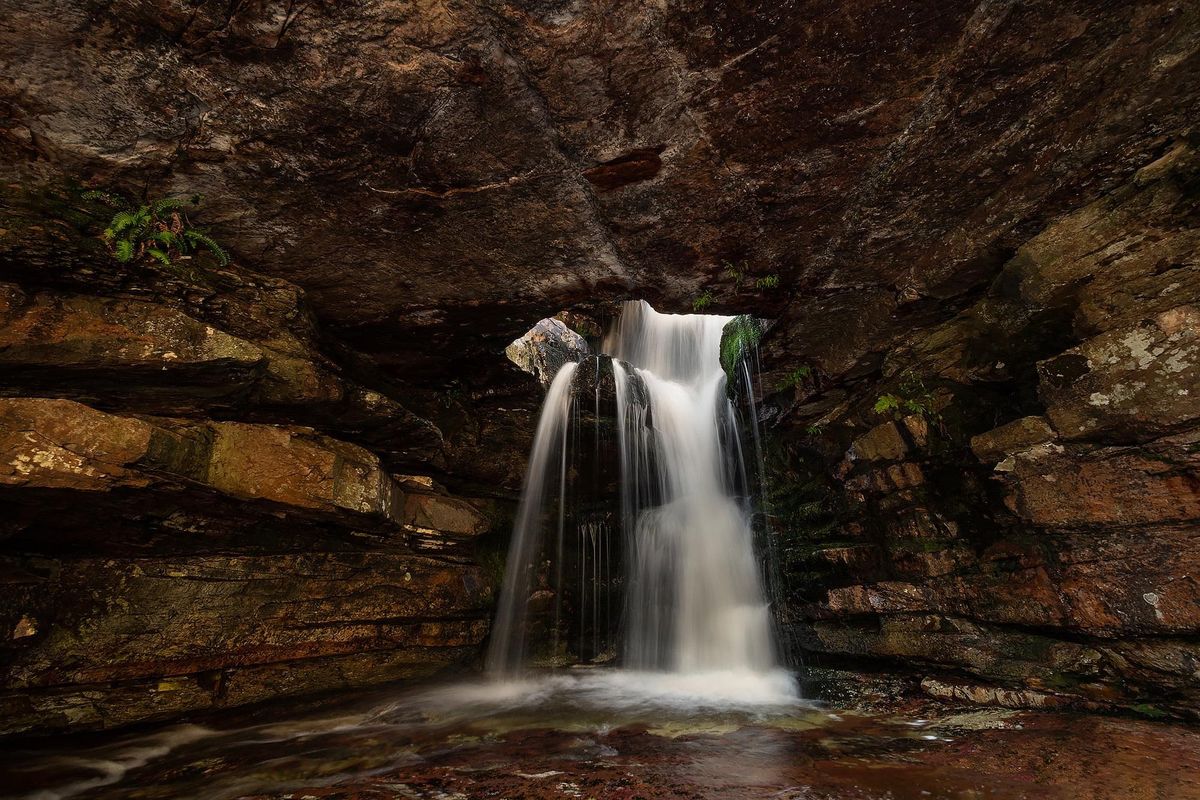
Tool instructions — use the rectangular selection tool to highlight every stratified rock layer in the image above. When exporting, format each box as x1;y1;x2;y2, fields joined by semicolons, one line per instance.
770;142;1200;719
0;394;496;737
0;272;498;736
1;553;489;736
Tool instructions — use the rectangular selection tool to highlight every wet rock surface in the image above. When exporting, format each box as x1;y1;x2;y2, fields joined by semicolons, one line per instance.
3;678;1199;800
0;555;490;736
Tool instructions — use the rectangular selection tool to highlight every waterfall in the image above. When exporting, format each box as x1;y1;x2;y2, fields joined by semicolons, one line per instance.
487;300;781;684
606;301;775;673
486;361;579;675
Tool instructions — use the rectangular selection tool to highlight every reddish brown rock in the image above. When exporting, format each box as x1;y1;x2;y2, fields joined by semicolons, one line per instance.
581;147;665;192
0;398;409;525
0;398;156;491
1039;306;1200;443
848;416;928;463
403;492;490;537
0;552;491;736
1003;433;1200;527
971;416;1056;463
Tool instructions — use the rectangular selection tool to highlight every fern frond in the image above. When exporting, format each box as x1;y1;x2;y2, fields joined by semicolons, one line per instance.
184;230;229;266
151;230;178;248
151;197;188;216
114;239;135;262
108;211;138;235
130;211;158;241
146;248;173;267
874;394;902;415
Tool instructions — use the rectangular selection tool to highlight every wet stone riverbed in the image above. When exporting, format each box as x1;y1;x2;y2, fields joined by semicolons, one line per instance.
4;671;1199;800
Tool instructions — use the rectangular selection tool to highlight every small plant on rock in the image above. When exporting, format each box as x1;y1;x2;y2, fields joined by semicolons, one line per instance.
83;190;229;271
723;261;745;289
777;366;812;391
754;274;780;290
873;371;938;420
692;290;715;312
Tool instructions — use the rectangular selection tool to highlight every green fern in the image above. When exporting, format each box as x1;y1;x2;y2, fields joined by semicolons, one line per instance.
84;189;231;273
777;366;812;391
146;248;173;266
873;371;939;420
873;393;902;415
151;230;178;248
183;229;229;266
106;211;139;237
692;291;714;312
723;261;745;289
755;274;780;290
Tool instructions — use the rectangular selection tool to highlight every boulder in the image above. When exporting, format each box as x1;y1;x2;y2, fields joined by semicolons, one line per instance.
506;318;591;385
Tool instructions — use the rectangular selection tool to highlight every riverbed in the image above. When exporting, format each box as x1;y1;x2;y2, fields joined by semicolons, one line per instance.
4;671;1198;800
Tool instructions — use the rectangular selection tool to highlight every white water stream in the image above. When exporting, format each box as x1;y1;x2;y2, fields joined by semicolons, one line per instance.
489;301;790;699
606;300;775;672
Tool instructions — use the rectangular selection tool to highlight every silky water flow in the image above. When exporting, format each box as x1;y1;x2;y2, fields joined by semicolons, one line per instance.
487;300;794;703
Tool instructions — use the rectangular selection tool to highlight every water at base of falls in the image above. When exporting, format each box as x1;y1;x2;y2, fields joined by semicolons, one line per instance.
488;300;792;701
11;675;1187;800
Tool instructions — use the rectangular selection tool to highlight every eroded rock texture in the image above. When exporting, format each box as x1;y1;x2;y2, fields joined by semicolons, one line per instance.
770;144;1200;720
0;266;499;735
1;0;1199;732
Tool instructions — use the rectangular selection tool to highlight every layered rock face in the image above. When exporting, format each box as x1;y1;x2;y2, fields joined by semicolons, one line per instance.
0;271;499;736
1;0;1199;733
770;144;1200;719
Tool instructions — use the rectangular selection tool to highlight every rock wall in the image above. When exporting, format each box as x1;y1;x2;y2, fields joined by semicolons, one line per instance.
765;143;1200;719
0;265;502;737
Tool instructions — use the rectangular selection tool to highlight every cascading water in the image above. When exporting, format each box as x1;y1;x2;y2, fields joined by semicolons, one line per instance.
607;301;775;673
486;361;579;674
488;300;792;699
